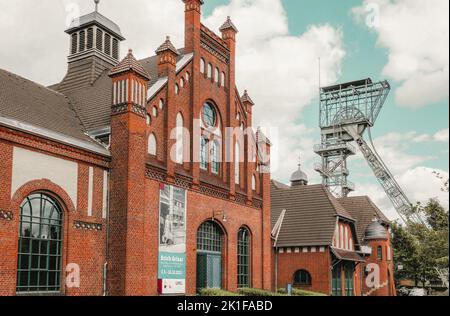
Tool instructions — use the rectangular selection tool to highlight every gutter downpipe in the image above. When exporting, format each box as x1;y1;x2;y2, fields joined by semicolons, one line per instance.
103;171;110;297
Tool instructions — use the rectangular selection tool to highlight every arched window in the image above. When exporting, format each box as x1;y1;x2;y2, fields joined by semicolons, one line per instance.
200;136;209;171
180;77;185;88
146;114;151;126
17;193;63;293
214;68;219;83
339;225;344;249
152;106;158;117
293;270;312;287
377;246;383;260
197;221;223;289
235;142;240;185
176;113;184;164
207;63;212;78
185;72;190;82
71;33;78;54
211;140;220;175
237;227;251;288
79;30;86;52
200;58;205;74
175;83;179;95
159;99;164;110
221;72;226;87
148;133;157;156
252;175;257;191
344;226;349;250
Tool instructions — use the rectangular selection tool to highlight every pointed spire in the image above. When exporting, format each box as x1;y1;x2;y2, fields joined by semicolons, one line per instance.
219;16;238;33
241;90;255;105
109;49;150;80
155;36;179;56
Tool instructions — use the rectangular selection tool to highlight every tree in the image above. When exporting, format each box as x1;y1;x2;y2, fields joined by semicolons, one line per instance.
392;199;449;288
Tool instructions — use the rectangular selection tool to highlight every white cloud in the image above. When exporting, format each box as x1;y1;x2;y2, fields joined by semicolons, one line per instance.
353;167;449;221
352;0;449;108
203;0;346;181
434;128;449;143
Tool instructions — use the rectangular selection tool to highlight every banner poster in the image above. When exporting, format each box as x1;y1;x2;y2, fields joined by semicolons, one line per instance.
158;183;187;295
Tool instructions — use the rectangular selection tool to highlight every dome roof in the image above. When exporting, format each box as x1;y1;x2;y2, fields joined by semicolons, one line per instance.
290;160;308;186
365;220;387;240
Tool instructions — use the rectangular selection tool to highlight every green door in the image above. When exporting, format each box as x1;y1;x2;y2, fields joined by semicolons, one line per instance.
344;263;354;296
332;264;342;296
197;221;223;291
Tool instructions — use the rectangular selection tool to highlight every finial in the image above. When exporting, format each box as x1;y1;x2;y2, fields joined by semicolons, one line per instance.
128;49;133;54
166;36;170;41
298;154;302;169
94;0;100;12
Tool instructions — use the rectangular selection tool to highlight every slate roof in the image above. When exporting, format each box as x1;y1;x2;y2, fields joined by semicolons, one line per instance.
338;196;390;242
241;90;254;105
66;11;124;39
271;181;355;247
0;68;93;144
109;50;150;79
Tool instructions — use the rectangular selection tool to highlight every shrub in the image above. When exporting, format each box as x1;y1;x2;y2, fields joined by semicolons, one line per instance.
237;288;284;296
198;288;240;296
277;288;327;296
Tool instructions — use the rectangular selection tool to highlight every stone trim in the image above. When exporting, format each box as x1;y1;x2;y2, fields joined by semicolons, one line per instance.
0;210;13;221
73;220;103;231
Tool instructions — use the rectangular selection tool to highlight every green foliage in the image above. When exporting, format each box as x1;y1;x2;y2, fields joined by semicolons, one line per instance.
237;288;284;296
198;288;240;296
277;288;327;296
392;198;449;286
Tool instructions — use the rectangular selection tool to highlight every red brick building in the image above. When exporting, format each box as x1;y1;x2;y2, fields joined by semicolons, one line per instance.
0;0;272;296
271;164;396;296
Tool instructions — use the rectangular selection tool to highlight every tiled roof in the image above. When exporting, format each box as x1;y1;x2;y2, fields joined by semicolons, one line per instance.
0;68;94;144
241;90;255;105
219;16;238;33
331;247;365;262
155;36;180;56
338;196;390;242
109;50;150;79
271;182;355;247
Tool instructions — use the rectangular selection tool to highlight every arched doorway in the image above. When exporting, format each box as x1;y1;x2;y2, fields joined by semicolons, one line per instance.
16;193;64;293
196;221;223;290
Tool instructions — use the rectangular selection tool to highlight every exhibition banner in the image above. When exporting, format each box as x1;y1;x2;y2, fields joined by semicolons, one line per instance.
158;184;187;295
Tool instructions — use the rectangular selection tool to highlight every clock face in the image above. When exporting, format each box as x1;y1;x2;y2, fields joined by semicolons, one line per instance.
202;103;217;128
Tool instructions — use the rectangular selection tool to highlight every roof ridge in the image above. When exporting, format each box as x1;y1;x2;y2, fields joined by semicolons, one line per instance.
322;186;355;221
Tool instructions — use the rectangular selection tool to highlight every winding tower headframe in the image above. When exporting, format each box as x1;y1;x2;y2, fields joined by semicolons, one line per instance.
314;78;422;224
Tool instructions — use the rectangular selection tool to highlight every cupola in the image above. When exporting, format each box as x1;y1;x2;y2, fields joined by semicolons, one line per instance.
290;157;308;186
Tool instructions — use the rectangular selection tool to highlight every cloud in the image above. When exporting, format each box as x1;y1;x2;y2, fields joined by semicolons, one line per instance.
351;129;449;221
353;167;449;221
352;0;449;108
203;0;346;181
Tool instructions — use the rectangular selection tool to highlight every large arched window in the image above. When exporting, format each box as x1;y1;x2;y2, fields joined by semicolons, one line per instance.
17;193;63;293
293;270;312;287
148;133;157;156
176;113;184;164
237;227;251;288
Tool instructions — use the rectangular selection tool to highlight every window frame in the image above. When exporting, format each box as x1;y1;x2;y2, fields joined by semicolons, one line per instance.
237;227;251;288
293;269;312;287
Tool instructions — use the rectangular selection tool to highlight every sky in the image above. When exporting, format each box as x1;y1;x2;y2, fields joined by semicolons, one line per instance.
0;0;448;220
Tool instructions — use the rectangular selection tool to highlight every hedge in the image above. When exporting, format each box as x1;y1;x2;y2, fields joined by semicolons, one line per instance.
277;288;327;296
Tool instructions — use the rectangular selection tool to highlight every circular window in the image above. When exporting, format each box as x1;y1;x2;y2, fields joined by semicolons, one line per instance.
202;103;217;127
